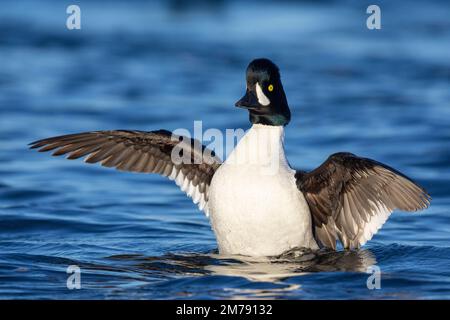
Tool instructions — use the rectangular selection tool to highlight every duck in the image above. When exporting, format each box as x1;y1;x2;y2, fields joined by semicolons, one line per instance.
30;58;431;257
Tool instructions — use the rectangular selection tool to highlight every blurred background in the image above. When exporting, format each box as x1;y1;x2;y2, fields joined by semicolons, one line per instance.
0;0;449;299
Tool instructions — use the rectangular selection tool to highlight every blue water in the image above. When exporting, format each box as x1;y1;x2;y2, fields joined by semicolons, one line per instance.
0;0;449;299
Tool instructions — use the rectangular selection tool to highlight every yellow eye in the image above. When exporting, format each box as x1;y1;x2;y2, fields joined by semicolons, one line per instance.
268;84;274;92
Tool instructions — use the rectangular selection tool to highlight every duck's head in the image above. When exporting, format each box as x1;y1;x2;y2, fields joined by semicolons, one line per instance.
235;58;291;126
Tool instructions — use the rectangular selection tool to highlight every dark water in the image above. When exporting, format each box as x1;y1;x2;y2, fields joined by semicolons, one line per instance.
0;0;449;299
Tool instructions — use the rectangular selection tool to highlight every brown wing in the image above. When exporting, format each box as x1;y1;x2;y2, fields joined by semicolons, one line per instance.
295;152;431;249
29;130;222;215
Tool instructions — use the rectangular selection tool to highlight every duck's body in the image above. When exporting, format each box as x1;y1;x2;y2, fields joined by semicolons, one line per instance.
30;58;431;257
209;124;317;256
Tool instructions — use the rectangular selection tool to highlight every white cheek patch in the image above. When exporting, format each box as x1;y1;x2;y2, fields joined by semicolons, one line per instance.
255;82;270;106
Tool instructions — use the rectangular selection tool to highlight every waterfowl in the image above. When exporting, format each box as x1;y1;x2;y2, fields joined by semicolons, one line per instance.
30;58;431;257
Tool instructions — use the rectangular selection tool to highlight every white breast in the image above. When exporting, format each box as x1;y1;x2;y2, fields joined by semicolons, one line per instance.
208;124;318;257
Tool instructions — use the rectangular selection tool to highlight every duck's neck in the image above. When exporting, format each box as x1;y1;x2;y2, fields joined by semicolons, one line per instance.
227;124;289;173
246;123;285;149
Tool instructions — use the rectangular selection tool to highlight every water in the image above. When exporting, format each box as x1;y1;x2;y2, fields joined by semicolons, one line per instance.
0;0;449;299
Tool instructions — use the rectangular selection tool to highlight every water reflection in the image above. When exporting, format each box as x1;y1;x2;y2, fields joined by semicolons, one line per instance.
207;248;377;282
104;248;376;291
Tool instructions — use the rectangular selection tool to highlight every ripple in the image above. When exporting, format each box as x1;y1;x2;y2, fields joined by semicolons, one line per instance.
0;189;57;201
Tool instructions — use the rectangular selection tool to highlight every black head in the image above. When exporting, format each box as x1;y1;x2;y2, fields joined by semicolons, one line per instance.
235;58;291;126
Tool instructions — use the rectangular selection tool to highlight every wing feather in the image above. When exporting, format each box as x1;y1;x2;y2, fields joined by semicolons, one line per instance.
296;152;430;249
30;130;222;215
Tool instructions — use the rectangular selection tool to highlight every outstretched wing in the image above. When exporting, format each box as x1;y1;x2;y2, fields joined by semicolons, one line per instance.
29;130;222;215
295;152;430;249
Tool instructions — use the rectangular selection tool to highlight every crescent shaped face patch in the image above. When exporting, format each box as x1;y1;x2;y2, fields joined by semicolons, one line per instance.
255;82;270;106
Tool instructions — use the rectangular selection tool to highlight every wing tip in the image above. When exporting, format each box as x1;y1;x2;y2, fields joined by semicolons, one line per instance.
409;187;432;212
28;140;46;149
